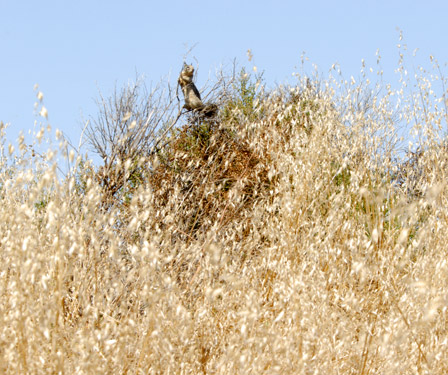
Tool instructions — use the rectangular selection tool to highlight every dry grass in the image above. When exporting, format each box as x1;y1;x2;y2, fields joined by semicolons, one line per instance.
1;56;448;374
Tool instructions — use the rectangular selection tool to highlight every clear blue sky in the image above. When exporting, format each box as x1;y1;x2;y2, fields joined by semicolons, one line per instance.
1;0;448;154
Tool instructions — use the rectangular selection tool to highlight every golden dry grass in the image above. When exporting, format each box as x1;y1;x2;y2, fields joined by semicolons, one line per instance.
1;58;448;374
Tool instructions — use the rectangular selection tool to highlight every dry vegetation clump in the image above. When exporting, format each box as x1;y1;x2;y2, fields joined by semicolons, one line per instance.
1;56;448;374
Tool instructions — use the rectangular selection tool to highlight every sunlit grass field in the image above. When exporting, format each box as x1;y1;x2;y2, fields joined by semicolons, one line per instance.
1;54;448;374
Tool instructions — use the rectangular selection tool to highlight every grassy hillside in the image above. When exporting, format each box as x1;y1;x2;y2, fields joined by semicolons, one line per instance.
1;61;448;374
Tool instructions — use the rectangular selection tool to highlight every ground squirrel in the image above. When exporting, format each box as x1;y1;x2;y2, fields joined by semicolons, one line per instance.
178;64;217;116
